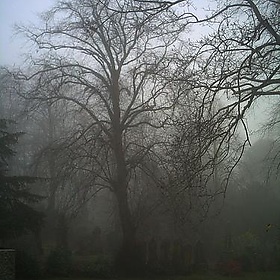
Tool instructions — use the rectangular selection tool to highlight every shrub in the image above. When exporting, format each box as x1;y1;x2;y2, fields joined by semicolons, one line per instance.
15;250;41;279
46;248;72;276
225;259;242;276
71;255;113;278
232;231;261;271
217;259;242;276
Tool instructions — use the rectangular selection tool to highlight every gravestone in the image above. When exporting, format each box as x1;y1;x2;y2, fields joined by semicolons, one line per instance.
184;244;192;271
194;241;207;271
159;238;171;267
0;249;15;280
178;241;185;271
135;241;147;266
172;239;181;269
91;226;103;254
148;238;158;269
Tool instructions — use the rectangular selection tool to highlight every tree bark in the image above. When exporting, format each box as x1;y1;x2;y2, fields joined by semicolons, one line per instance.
110;73;138;272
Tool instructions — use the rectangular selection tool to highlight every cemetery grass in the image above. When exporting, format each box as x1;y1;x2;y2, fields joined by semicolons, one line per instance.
44;271;280;280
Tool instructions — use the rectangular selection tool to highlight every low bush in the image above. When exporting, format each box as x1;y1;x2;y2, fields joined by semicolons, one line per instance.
46;248;72;277
223;259;242;276
71;255;113;278
15;250;41;279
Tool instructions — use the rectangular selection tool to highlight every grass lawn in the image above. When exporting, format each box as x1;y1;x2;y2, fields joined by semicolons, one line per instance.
44;271;280;280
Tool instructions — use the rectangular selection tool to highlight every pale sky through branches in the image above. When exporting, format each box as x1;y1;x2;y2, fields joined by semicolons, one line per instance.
0;0;54;66
0;0;270;138
0;0;210;66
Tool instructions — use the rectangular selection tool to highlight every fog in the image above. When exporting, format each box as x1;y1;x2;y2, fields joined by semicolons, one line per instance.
0;0;279;279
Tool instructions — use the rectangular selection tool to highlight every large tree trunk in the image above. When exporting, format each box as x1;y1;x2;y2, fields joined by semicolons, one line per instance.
111;75;138;272
112;131;137;271
115;186;138;272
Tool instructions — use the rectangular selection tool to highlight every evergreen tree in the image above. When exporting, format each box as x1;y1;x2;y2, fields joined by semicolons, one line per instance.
0;119;44;240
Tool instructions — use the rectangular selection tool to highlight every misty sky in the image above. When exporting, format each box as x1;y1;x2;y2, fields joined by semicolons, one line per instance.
0;0;271;138
0;0;205;65
0;0;54;66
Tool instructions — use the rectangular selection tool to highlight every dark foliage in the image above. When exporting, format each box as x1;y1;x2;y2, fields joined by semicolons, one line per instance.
15;250;41;279
46;248;72;276
0;119;44;240
71;255;114;278
218;259;242;276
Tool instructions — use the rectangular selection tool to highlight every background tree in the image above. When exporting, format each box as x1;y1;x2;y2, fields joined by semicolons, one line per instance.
220;138;280;270
1;68;100;250
186;0;279;144
263;97;280;172
137;0;279;154
0;119;44;243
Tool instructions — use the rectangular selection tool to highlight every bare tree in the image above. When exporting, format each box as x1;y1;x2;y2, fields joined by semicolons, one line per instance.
198;0;279;126
11;0;278;267
132;0;280;146
145;0;280;201
15;0;191;267
262;98;280;172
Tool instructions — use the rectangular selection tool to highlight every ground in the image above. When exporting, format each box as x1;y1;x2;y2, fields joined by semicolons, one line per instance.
41;271;280;280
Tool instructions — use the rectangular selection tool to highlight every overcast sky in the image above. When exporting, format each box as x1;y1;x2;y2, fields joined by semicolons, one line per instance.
0;0;54;66
0;0;207;66
0;0;270;137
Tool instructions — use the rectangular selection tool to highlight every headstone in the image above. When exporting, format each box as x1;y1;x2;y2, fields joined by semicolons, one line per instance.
135;241;147;266
194;241;207;271
159;239;171;267
172;239;181;269
105;230;121;256
148;238;158;268
178;241;185;271
184;244;192;270
91;227;103;254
